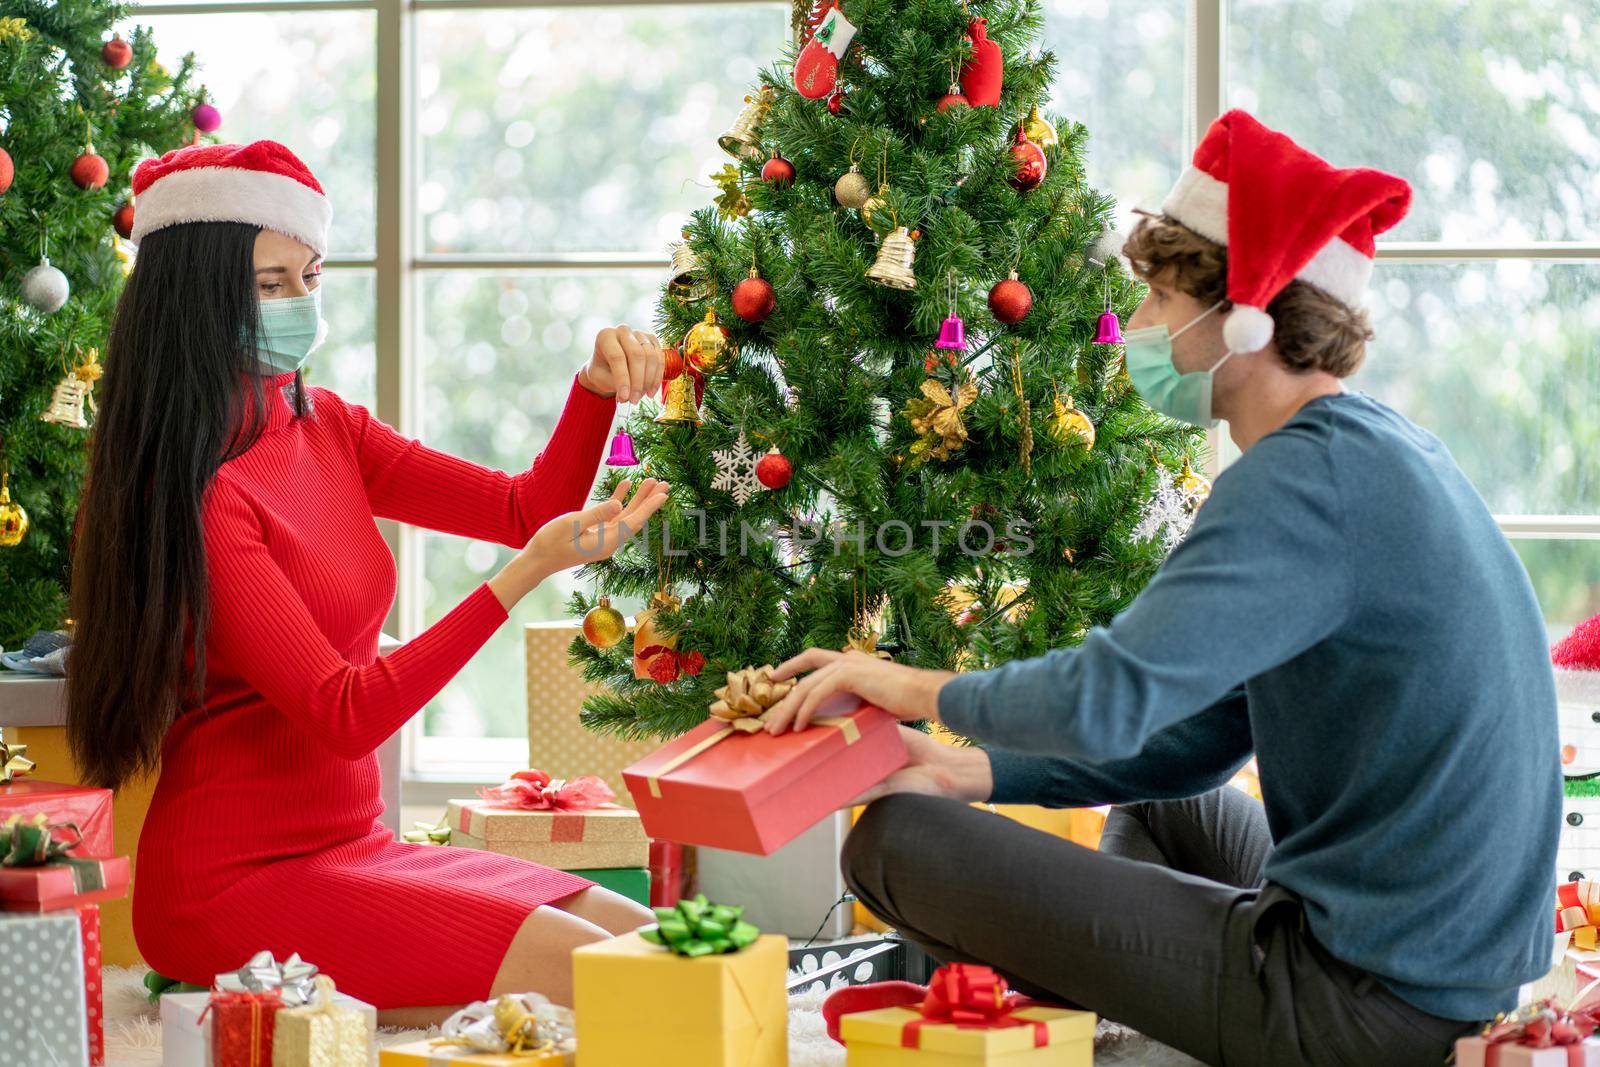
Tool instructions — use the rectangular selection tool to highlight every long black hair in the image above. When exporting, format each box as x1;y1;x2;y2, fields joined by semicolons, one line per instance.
67;221;309;791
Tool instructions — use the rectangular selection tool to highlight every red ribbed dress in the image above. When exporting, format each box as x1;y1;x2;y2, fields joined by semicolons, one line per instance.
132;368;616;1008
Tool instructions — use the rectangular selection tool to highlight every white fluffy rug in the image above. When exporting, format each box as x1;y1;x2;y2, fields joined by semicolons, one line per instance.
103;964;1203;1066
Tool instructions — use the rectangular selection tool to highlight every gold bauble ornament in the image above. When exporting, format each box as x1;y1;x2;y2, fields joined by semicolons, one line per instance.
581;596;627;649
834;165;872;209
1019;104;1059;149
684;308;735;373
0;472;27;548
633;588;682;680
859;184;889;228
1050;390;1096;449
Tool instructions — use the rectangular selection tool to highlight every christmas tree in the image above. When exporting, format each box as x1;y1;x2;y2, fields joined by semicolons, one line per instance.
0;0;210;647
570;0;1210;740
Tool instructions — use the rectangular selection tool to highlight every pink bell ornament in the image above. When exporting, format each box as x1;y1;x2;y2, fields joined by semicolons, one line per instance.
1092;307;1125;345
935;270;967;351
605;427;639;467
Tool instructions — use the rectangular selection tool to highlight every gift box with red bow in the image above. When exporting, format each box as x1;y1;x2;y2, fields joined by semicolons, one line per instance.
837;964;1095;1065
1456;989;1600;1067
444;769;648;869
623;684;908;856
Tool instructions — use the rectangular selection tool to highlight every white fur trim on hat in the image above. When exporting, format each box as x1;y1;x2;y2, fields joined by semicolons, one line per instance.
130;166;331;256
1224;305;1275;353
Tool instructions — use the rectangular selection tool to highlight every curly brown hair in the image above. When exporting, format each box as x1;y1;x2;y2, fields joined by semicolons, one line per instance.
1121;210;1374;378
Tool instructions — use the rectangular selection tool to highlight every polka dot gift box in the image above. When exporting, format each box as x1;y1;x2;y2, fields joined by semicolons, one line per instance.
0;909;90;1066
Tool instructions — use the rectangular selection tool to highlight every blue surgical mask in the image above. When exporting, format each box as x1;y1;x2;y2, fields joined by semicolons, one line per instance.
253;288;328;375
1124;299;1232;428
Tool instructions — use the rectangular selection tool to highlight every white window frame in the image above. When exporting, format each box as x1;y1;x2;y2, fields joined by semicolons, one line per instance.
129;0;1600;794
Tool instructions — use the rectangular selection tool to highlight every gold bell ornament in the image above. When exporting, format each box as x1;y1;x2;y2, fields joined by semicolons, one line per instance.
667;240;711;302
0;471;27;548
684;308;735;374
1050;389;1096;450
1018;103;1059;149
39;349;103;429
581;596;627;649
1177;456;1213;512
865;226;918;290
718;85;775;160
655;372;704;426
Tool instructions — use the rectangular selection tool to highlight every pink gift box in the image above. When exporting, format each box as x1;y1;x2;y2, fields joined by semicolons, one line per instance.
1455;1036;1600;1067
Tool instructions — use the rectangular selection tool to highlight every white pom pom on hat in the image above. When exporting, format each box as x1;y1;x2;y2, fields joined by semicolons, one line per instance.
1156;109;1412;352
1223;305;1276;354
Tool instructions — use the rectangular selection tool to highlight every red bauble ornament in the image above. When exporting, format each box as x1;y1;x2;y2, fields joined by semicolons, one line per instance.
113;202;135;239
755;447;793;489
192;103;222;133
960;17;1004;107
732;271;776;322
988;271;1033;324
0;148;12;196
1008;129;1047;192
102;36;132;69
936;84;970;112
761;155;795;188
71;152;109;190
827;91;845;114
662;345;685;381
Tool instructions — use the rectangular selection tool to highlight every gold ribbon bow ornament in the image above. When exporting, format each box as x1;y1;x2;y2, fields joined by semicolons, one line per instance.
708;666;794;731
905;376;978;464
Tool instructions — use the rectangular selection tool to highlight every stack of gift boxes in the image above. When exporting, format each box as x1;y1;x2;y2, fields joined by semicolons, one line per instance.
0;769;131;1067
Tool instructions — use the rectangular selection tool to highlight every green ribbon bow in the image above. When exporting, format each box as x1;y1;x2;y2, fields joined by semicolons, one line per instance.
401;817;451;845
638;894;761;957
0;812;81;867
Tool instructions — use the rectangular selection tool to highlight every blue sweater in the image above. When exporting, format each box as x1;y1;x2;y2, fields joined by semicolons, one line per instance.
938;392;1559;1023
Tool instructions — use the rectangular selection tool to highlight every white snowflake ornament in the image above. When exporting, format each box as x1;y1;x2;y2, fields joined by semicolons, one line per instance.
711;430;765;506
1133;467;1200;554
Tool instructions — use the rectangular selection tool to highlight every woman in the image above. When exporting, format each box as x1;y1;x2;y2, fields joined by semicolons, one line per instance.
64;140;669;1025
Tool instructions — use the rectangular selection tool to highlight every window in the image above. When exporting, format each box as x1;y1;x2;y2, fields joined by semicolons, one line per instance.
128;0;1599;786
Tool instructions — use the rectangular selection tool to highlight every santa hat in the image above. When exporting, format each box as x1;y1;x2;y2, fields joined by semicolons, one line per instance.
130;140;330;256
1554;614;1600;704
1158;109;1412;354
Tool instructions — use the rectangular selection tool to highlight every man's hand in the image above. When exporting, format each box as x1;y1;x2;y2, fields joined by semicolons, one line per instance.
579;324;664;403
847;726;994;806
761;648;956;735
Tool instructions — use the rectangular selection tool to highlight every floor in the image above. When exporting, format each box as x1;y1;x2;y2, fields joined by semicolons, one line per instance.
101;962;1205;1065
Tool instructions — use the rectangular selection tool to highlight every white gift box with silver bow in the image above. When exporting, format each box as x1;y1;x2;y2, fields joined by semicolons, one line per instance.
160;989;378;1066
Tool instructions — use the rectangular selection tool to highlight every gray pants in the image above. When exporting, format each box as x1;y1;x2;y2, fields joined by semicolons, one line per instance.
841;790;1481;1066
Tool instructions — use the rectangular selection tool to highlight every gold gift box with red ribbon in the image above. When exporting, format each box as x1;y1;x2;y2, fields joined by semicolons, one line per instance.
839;964;1095;1066
444;800;648;870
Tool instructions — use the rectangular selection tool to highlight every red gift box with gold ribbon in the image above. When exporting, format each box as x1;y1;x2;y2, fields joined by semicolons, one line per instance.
623;697;908;855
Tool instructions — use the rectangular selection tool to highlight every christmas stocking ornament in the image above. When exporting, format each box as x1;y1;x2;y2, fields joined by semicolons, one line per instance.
960;17;1004;107
794;4;858;100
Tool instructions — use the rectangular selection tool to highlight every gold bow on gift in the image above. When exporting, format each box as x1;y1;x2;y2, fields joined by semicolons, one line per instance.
708;666;795;732
0;727;35;785
904;376;978;464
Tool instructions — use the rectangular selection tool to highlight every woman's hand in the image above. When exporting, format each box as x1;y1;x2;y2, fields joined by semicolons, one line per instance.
847;726;995;807
761;648;957;735
490;479;669;610
578;324;664;404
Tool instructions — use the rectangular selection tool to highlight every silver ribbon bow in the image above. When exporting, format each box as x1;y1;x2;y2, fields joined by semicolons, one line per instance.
214;950;322;1008
435;993;577;1055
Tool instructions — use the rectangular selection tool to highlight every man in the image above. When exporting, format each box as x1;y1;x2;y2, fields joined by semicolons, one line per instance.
761;110;1559;1066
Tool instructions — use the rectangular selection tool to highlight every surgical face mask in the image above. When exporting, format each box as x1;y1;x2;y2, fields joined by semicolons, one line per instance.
1124;299;1232;428
252;288;328;375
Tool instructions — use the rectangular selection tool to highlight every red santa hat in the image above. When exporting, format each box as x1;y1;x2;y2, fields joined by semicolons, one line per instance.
130;140;330;256
1554;614;1600;703
1158;109;1412;354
